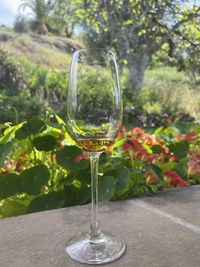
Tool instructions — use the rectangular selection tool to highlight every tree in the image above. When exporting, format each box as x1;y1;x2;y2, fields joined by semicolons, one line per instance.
171;16;200;83
19;0;51;35
50;0;77;37
14;16;30;33
54;0;200;91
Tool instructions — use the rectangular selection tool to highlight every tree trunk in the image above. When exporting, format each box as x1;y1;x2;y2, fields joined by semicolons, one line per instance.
37;21;48;35
65;25;74;38
127;54;150;92
65;28;73;38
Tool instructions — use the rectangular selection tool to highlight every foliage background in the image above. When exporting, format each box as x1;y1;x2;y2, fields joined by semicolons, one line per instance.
1;116;200;218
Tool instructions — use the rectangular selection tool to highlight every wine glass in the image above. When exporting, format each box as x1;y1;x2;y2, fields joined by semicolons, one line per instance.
65;48;125;264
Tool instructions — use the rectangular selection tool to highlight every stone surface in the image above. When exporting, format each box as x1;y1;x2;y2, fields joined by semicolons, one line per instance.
1;186;200;267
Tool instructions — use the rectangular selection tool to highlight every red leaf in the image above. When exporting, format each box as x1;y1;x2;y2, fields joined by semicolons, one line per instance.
164;170;190;187
178;131;197;142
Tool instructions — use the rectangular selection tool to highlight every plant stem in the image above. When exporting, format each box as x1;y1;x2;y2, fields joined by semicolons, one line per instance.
130;151;135;169
89;153;102;241
33;147;37;166
29;137;37;166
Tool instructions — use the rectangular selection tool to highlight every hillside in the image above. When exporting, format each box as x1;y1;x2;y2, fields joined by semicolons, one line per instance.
0;29;199;127
0;30;83;69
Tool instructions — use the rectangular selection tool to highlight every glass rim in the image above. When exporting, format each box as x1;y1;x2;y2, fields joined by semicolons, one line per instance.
73;48;116;63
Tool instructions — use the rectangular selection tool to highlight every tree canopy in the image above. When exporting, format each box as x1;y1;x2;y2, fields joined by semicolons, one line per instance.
53;0;200;91
20;0;51;34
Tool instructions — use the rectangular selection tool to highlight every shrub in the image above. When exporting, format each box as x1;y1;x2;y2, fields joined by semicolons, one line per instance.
13;16;30;33
0;91;50;124
0;55;66;123
28;64;116;120
29;66;67;115
0;49;26;94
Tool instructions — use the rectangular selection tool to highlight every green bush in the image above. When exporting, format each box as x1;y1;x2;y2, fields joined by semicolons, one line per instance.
0;54;66;123
0;50;50;124
0;91;49;124
14;16;30;33
29;67;67;101
0;49;26;94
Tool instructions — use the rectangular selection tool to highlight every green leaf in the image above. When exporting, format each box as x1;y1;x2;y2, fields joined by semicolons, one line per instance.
55;115;74;144
75;170;91;185
168;141;189;159
153;126;164;135
15;118;46;140
130;171;146;186
27;192;65;213
173;122;195;134
164;126;179;136
124;19;133;25
193;125;200;134
0;200;26;218
132;160;145;170
150;164;163;179
0;125;19;144
159;161;175;171
112;138;126;149
132;184;148;197
45;121;62;129
55;114;66;125
56;146;89;171
0;142;12;167
174;158;189;178
146;184;157;194
20;165;50;195
115;167;130;194
0;173;22;200
65;171;90;186
64;185;90;206
98;176;116;201
151;145;163;154
33;135;57;151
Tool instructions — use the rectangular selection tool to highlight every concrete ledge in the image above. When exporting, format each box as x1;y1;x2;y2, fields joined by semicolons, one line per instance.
1;186;200;267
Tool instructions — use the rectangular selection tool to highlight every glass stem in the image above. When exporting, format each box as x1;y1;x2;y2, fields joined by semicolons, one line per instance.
89;153;102;241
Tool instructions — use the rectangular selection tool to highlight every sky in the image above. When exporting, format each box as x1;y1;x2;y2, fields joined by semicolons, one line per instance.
0;0;32;26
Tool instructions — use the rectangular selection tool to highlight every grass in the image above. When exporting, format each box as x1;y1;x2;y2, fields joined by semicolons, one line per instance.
145;66;191;83
122;64;200;128
0;33;72;69
141;66;200;119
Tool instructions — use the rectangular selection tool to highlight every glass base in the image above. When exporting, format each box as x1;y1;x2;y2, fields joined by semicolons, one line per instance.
65;231;126;265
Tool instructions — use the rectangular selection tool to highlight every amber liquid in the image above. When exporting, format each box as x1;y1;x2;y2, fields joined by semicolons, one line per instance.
76;139;114;152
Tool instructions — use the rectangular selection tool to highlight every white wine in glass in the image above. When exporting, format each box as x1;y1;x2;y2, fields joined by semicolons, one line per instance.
65;49;125;264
